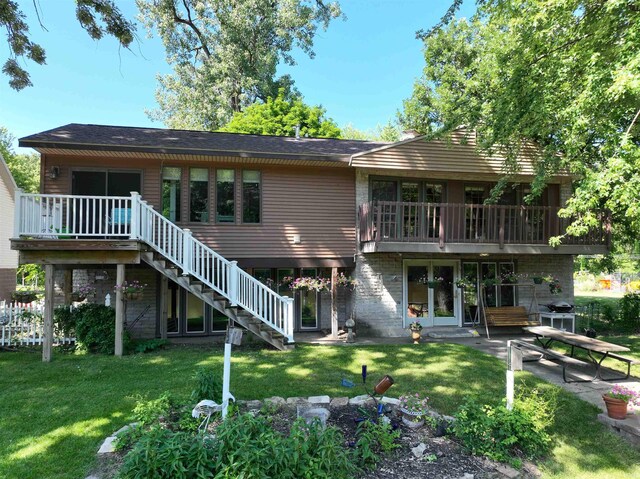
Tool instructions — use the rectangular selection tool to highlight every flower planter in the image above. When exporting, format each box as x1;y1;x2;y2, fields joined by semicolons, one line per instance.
426;281;439;289
400;408;426;429
70;293;87;302
533;277;544;285
11;292;37;304
124;291;142;301
603;394;628;419
410;330;422;344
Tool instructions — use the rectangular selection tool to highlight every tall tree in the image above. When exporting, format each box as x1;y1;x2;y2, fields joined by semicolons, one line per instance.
137;0;342;130
1;0;136;90
219;90;341;138
340;122;401;142
402;1;640;245
0;127;39;192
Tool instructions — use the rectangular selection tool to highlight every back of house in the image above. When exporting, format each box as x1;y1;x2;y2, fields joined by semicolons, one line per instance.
12;124;608;351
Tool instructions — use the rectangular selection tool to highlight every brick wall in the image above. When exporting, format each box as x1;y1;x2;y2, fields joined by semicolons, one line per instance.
0;268;16;301
54;266;158;339
352;253;575;336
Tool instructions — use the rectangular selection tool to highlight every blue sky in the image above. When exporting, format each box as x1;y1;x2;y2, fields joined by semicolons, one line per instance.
1;1;474;152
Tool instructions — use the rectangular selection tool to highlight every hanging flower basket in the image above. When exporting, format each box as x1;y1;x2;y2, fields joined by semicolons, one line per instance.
124;291;142;301
426;281;439;289
70;292;87;302
11;291;38;304
115;280;147;301
533;276;544;285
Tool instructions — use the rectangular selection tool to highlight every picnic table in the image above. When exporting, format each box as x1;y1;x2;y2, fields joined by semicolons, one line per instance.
522;326;636;382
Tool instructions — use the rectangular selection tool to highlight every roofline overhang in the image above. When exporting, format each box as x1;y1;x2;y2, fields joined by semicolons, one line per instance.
19;140;353;164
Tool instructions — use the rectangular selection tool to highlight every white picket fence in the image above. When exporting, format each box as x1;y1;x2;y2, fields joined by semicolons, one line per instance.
0;301;75;347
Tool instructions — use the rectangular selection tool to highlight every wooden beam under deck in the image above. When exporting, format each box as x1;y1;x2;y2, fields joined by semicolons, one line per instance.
12;239;145;265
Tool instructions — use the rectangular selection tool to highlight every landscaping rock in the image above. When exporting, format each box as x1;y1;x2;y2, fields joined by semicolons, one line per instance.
349;394;375;406
114;422;138;436
380;396;400;406
411;442;427;458
494;463;520;478
308;395;330;404
299;407;330;428
245;400;262;410
330;396;349;407
97;436;117;455
264;396;286;407
286;396;305;405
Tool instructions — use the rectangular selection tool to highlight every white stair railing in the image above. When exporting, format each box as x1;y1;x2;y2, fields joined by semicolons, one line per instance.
14;190;295;343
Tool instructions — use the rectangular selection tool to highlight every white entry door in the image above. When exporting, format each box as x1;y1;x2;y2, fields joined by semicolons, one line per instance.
404;260;460;327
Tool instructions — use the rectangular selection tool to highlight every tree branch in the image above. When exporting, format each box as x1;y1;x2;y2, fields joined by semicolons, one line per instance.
171;0;211;59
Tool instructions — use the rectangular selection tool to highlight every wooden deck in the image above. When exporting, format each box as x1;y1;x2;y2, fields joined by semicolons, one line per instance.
11;239;146;265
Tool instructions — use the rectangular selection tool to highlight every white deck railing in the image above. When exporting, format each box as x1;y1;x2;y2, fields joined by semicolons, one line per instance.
0;301;75;347
14;191;295;343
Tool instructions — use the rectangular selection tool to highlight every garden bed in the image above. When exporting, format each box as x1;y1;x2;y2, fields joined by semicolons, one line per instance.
92;396;539;479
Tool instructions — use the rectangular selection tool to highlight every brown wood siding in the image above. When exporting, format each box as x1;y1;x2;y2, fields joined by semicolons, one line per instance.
41;154;355;261
352;130;558;178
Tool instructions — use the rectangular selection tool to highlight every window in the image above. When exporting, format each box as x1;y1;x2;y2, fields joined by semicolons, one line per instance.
216;169;235;223
242;170;261;223
190;168;209;222
186;293;205;333
371;179;397;201
162;167;181;222
465;185;486;205
424;183;443;203
499;262;516;307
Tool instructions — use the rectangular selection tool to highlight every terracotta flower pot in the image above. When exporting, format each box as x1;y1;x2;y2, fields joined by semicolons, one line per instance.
411;330;422;344
603;394;628;420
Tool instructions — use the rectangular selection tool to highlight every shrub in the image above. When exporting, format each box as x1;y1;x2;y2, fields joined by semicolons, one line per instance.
452;390;555;466
191;368;222;403
118;428;216;479
132;392;173;426
617;292;640;333
133;338;169;354
58;303;130;354
355;419;401;468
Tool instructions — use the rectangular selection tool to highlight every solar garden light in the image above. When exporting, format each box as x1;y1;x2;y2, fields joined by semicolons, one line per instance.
345;317;355;343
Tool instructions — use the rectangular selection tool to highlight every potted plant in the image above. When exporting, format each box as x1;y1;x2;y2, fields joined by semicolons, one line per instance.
482;277;498;287
602;385;640;420
398;393;430;428
70;285;96;302
114;280;147;301
409;320;423;344
545;275;562;295
427;276;444;289
290;276;330;293
532;275;545;284
500;272;519;284
11;290;38;304
455;278;473;289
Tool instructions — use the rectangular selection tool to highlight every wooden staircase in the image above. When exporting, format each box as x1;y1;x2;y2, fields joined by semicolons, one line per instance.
141;251;294;351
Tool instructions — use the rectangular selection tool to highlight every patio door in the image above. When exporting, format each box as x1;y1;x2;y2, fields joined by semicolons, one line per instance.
404;260;460;327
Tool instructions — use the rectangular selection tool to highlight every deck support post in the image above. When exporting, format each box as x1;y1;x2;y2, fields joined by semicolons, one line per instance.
42;264;55;362
331;267;339;338
159;274;168;339
115;264;125;357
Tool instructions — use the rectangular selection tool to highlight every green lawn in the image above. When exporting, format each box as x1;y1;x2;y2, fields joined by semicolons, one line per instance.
1;344;639;479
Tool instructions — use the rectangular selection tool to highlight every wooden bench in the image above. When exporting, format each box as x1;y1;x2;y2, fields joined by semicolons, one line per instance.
511;340;593;382
485;306;540;327
604;352;640;380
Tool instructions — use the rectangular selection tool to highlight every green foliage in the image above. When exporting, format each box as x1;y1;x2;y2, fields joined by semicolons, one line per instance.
618;292;640;333
452;390;555;466
132;392;173;426
133;339;169;354
220;90;341;138
66;303;130;354
340;121;401;142
53;306;76;338
138;0;342;130
118;428;216;479
1;1;135;90
190;368;222;403
402;1;640;247
355;419;401;468
1;126;39;193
